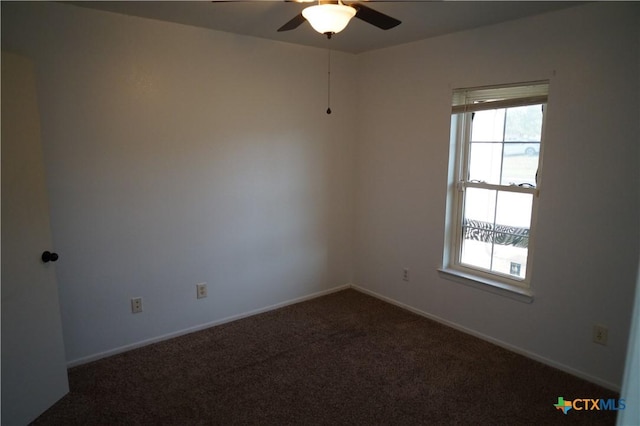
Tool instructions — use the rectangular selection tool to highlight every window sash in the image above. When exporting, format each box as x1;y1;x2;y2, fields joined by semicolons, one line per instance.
460;180;538;196
451;102;544;286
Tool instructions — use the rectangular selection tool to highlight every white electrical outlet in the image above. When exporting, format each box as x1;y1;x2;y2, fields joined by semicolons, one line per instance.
593;324;608;345
131;297;143;314
196;283;207;299
402;268;410;282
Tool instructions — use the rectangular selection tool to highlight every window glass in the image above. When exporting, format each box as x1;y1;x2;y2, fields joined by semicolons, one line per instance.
495;192;532;228
468;143;502;183
471;109;505;142
461;188;495;271
469;106;541;186
446;82;548;289
492;244;528;278
501;144;539;186
464;188;496;223
504;105;543;142
461;233;493;270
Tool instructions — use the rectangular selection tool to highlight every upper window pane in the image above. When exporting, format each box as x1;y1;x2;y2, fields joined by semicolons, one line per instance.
471;109;505;142
501;146;539;186
468;105;542;186
468;142;502;183
504;105;543;142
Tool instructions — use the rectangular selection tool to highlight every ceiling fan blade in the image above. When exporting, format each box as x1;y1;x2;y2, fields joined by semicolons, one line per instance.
277;13;306;32
351;3;400;30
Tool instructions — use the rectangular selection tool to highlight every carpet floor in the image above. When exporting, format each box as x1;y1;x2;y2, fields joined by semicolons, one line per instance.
32;289;618;425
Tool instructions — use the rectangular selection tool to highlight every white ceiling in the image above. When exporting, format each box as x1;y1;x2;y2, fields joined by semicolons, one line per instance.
70;1;580;54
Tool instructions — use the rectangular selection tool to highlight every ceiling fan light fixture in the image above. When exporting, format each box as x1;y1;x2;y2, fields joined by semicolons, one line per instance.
302;3;356;36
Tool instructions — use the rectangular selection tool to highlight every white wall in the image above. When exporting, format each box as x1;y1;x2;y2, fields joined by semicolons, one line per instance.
354;2;640;389
1;2;357;364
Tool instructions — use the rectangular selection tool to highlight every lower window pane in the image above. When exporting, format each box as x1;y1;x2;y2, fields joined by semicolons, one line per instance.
491;241;528;279
495;192;533;228
460;187;533;280
461;228;493;270
464;188;496;223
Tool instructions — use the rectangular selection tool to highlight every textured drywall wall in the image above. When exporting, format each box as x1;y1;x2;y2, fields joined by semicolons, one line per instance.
353;2;640;389
1;2;357;363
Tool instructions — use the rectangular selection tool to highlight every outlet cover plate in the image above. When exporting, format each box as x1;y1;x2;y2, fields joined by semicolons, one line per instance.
593;324;608;345
402;268;409;282
131;297;143;314
196;283;207;299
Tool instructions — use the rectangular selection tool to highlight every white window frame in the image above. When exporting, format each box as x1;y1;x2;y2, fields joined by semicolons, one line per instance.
440;81;549;302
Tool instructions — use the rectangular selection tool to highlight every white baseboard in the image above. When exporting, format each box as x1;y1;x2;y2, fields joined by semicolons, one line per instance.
69;282;619;392
67;283;352;368
350;284;621;392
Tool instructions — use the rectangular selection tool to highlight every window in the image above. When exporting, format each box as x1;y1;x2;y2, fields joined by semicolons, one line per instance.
442;82;548;299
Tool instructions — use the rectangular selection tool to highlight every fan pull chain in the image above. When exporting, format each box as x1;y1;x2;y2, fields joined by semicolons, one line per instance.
326;47;332;115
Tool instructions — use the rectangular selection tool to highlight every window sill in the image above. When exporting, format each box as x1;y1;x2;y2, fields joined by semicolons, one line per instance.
437;268;534;303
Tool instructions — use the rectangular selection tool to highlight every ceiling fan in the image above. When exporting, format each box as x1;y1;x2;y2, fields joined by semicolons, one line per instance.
274;0;400;114
277;0;401;39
